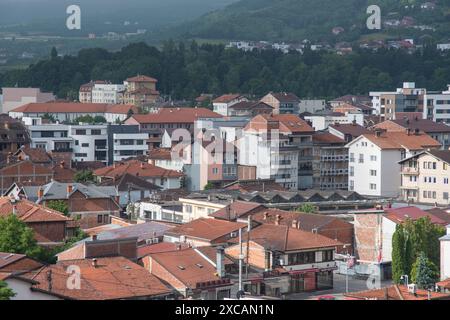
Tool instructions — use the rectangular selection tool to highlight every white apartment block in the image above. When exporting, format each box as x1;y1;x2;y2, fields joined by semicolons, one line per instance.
305;112;364;131
346;130;441;197
113;132;149;162
424;85;450;124
91;84;125;104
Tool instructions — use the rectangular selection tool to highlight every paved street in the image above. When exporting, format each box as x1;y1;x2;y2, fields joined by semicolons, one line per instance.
285;272;393;300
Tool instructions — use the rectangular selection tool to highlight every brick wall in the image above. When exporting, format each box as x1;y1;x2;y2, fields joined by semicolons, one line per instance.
353;213;382;263
85;238;138;261
226;241;267;270
28;221;66;243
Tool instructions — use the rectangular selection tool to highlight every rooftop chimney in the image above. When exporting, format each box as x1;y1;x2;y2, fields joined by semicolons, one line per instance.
38;188;44;199
92;258;98;268
216;247;225;278
275;214;281;226
67;184;73;195
406;128;412;136
247;215;252;232
47;270;53;291
60;161;65;168
92;235;97;241
291;219;298;229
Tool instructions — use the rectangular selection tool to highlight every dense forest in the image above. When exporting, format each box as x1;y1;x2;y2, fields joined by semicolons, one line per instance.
171;0;450;43
1;41;450;101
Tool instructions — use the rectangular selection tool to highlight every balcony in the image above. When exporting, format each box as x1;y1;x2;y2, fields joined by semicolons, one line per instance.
320;169;349;176
95;145;108;151
402;167;419;175
321;155;349;162
52;148;73;153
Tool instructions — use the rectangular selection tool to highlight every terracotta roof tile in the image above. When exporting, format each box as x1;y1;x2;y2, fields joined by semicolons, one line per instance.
345;285;450;300
213;94;243;103
94;159;184;179
129;107;222;124
210;201;264;220
384;206;447;225
361;131;441;150
126;75;158;83
0;197;71;223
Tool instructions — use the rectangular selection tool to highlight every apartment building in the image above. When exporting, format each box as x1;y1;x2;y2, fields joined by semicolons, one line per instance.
370;82;426;120
122;75;160;110
424;85;450;124
239;114;314;190
304;112;364;131
260;92;300;114
399;150;450;205
1;87;55;114
312;132;349;190
79;80;107;103
28;121;147;165
212;94;248;116
91;83;125;104
347;129;441;197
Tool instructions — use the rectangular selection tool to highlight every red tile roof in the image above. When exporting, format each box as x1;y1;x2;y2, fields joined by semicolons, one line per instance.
0;160;53;176
210;201;264;220
126;75;158;83
16;147;52;163
384;206;447;225
245;114;314;134
361;131;441;151
149;248;227;288
10;102;135;114
94;159;184;179
25;257;171;300
312;132;346;144
165;218;246;243
137;242;189;258
267;92;300;103
232;224;342;252
0;197;71;223
437;278;450;290
129;107;222;124
223;180;288;193
213;94;243;103
345;285;450;300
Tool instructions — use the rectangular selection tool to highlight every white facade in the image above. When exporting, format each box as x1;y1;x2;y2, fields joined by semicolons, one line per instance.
91;84;125;104
441;225;450;281
347;136;402;197
5;278;60;300
424;86;450;124
305;112;364;131
70;125;109;163
113;133;148;162
139;201;183;224
437;44;450;51
213;96;247;116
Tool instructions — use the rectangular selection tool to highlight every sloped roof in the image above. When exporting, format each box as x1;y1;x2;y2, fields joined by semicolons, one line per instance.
384;206;447;225
359;131;441;150
213;94;243;103
94;160;184;179
24;257;171;300
10;102;135;114
125;75;158;83
345;285;450;300
0;197;70;223
210;201;264;220
129;107;222;124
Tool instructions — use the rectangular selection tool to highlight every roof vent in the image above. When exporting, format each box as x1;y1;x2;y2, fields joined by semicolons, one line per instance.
177;265;185;270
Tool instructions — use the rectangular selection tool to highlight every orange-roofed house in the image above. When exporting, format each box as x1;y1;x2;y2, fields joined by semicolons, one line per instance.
123;75;160;109
239;114;315;190
346;129;441;197
260;92;300;115
225;223;342;296
7;256;173;300
212;94;248;116
0;197;72;245
0;161;53;194
93;159;184;190
345;285;450;300
144;247;234;299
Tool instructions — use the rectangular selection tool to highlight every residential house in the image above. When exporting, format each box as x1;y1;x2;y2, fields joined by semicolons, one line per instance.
225;224;342;296
0;197;72;245
0;161;53;194
399;150;450;205
138;200;183;224
122;75;160;110
144;247;233;299
260;92;300;114
6;257;172;300
332;102;374;115
94;159;184;190
346;130;441;197
0;114;30;163
212;94;248;116
329;95;371;109
164;218;246;247
312;132;349;190
372;117;450;149
298;100;326;114
227;101;273;117
178;194;230;222
79;80;108;103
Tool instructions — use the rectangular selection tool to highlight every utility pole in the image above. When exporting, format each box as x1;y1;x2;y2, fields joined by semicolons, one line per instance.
238;227;243;292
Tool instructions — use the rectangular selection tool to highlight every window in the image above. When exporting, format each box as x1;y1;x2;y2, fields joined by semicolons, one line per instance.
74;153;87;157
288;251;316;265
75;129;86;135
322;250;333;262
91;129;101;135
444;163;448;170
358;154;364;163
212;168;219;174
97;215;103;223
370;155;377;161
370;183;377;190
444;178;449;184
185;205;192;213
349;153;355;162
81;143;89;147
370;170;377;176
444;192;449;200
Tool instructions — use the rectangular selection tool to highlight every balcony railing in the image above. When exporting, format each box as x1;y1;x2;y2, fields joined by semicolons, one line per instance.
402;167;419;175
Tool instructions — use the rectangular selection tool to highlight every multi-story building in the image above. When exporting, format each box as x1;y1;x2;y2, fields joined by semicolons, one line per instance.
347;129;441;197
0;114;30;163
298;99;326;114
304;112;364;131
370;82;426;120
1;87;55;114
312;132;348;190
78;80;108;103
239;114;314;190
328;123;370;143
399;150;450;205
424;85;450;124
91;83;125;104
372;117;450;149
123;75;160;110
27;121;148;165
212;94;248;116
260;92;300;114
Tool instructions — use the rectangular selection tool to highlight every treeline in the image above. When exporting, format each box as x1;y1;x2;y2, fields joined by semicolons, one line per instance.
1;41;450;101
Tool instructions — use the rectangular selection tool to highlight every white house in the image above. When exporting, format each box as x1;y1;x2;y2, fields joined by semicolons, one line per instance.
346;130;441;197
212;94;247;116
138;200;183;224
305;112;364;131
423;85;450;124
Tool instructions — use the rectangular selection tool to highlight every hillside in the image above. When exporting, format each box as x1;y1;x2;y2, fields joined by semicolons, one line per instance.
170;0;450;43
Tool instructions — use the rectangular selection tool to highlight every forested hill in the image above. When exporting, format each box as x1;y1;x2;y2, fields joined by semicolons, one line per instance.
168;0;450;43
0;42;450;101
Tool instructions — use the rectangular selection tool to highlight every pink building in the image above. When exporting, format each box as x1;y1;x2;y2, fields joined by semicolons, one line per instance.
1;87;55;114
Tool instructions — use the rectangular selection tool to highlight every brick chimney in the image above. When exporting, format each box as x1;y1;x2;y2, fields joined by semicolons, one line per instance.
92;258;98;268
60;161;65;168
263;212;269;220
67;184;73;195
216;247;225;278
291;219;298;229
275;214;281;226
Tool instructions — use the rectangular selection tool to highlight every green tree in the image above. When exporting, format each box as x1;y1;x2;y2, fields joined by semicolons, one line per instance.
392;224;410;283
46;200;69;216
0;215;43;259
42;113;56;123
73;170;95;183
204;182;215;190
411;252;439;289
296;203;316;214
50;47;58;60
0;281;15;300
